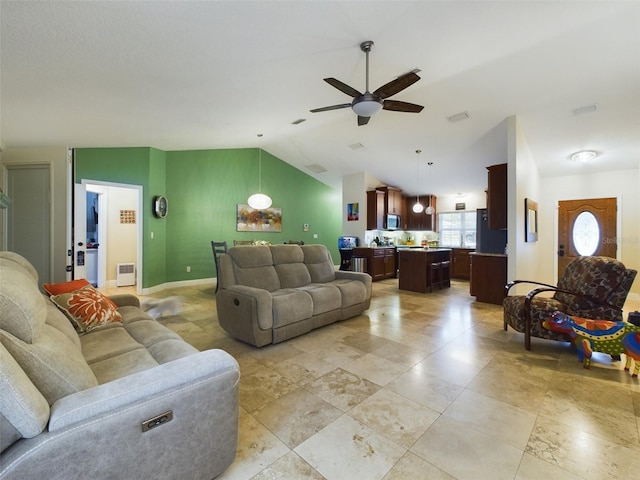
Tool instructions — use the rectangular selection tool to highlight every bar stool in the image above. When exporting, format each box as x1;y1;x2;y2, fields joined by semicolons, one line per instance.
429;262;442;292
440;260;451;288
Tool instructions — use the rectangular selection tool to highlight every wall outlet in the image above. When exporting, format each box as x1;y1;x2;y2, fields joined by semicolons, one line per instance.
313;234;318;239
186;266;191;272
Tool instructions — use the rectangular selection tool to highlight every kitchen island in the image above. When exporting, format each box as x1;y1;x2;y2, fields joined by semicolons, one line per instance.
397;248;452;293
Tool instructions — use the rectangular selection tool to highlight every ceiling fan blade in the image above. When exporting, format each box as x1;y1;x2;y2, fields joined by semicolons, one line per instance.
383;100;424;113
324;78;362;98
358;115;370;126
373;72;421;99
310;103;352;113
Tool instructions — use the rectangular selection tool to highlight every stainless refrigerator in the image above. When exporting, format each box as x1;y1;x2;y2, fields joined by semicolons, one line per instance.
476;208;507;254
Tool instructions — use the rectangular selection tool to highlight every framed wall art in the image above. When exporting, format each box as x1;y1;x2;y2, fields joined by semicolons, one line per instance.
525;198;538;242
237;204;282;232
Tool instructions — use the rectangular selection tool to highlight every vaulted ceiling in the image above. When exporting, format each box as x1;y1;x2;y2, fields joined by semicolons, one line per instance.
2;1;639;197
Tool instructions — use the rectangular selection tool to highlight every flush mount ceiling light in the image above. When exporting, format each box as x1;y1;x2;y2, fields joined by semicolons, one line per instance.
412;149;424;213
571;150;598;163
247;134;273;210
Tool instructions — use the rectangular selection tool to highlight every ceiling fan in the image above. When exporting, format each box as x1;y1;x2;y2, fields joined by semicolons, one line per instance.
310;40;424;126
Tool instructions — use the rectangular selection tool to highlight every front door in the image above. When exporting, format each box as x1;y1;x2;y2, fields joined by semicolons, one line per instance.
557;197;617;278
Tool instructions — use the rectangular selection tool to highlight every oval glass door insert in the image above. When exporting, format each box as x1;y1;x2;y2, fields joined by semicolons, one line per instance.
572;211;600;256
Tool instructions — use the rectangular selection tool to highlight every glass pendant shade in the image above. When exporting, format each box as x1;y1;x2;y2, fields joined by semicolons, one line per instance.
248;193;272;210
247;137;271;210
425;205;435;215
412;199;424;213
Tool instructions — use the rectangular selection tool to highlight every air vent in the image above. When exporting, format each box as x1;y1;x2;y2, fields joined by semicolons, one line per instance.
305;164;328;174
447;111;470;123
291;118;306;125
349;143;364;150
573;104;598;115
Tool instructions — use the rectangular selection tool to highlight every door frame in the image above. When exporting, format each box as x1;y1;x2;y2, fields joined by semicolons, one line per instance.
76;179;143;295
553;194;622;283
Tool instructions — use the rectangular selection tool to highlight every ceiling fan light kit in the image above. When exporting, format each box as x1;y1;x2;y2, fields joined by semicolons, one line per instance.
311;40;424;125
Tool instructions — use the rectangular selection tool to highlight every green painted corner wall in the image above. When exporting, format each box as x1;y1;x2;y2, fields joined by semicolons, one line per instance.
164;148;342;281
75;146;342;288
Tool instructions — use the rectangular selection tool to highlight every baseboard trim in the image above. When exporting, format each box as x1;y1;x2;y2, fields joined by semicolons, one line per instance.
140;277;216;295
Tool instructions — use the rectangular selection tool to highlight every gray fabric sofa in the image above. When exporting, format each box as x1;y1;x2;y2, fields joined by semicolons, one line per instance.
216;244;372;347
0;252;240;480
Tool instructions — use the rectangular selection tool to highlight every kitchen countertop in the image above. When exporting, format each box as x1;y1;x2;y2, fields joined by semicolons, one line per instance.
469;252;507;257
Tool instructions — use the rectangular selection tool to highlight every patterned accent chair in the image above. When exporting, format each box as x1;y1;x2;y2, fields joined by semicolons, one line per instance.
503;256;637;350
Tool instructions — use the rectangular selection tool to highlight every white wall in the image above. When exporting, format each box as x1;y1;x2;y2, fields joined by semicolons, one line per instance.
104;186;138;283
508;116;639;296
341;172;366;244
540;169;640;294
508;116;543;294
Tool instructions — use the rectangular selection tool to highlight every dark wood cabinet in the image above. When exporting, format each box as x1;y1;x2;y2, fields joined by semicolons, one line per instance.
470;253;507;304
353;247;396;281
451;248;473;279
404;195;437;231
487;163;507;230
381;186;403;215
367;190;385;230
398;249;452;293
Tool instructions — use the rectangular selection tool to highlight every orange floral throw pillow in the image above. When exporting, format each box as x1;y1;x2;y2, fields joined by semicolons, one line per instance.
50;285;122;334
43;278;91;296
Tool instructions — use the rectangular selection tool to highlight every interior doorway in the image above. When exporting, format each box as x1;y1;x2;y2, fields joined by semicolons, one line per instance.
73;180;143;294
557;197;617;278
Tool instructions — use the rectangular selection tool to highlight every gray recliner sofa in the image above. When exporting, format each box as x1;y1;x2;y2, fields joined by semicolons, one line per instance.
216;244;372;347
0;252;240;480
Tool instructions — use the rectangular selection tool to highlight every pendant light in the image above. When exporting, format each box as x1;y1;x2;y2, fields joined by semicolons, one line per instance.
425;162;435;215
412;149;424;213
247;134;272;210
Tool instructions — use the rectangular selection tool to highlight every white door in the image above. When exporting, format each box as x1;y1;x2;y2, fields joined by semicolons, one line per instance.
74;183;87;280
7;165;51;283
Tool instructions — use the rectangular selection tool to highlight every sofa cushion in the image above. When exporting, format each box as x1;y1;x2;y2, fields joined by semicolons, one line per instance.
298;284;342;315
44;299;81;350
302;245;336;283
271;289;313;328
0;325;98;405
0;343;50;442
50;285;123;334
229;246;281;292
0;263;46;344
271;245;312;288
331;279;368;308
0;251;39;283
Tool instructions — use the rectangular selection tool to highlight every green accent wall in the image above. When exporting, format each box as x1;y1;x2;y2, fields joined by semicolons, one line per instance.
75;146;341;288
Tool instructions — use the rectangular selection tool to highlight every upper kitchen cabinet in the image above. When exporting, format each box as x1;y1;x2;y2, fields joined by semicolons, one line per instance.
487;163;507;230
367;189;385;230
404;195;437;230
380;186;403;215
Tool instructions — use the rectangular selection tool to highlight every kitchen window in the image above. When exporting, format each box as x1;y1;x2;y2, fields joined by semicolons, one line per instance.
439;211;477;248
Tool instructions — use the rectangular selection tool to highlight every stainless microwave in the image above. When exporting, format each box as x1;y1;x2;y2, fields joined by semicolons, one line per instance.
385;214;401;230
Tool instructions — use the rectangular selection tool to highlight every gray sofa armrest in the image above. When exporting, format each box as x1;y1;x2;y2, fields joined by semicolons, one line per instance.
48;349;237;430
107;293;141;308
216;286;274;347
0;349;240;480
335;270;372;298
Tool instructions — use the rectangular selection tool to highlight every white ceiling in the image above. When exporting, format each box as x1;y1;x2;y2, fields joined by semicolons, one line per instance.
2;1;639;198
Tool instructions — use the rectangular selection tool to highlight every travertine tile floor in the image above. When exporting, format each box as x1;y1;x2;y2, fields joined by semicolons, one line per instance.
104;280;640;480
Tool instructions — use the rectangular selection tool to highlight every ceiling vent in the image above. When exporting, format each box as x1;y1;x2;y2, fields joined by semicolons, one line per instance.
447;111;470;123
349;143;364;150
291;118;306;125
572;104;598;115
305;164;328;174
